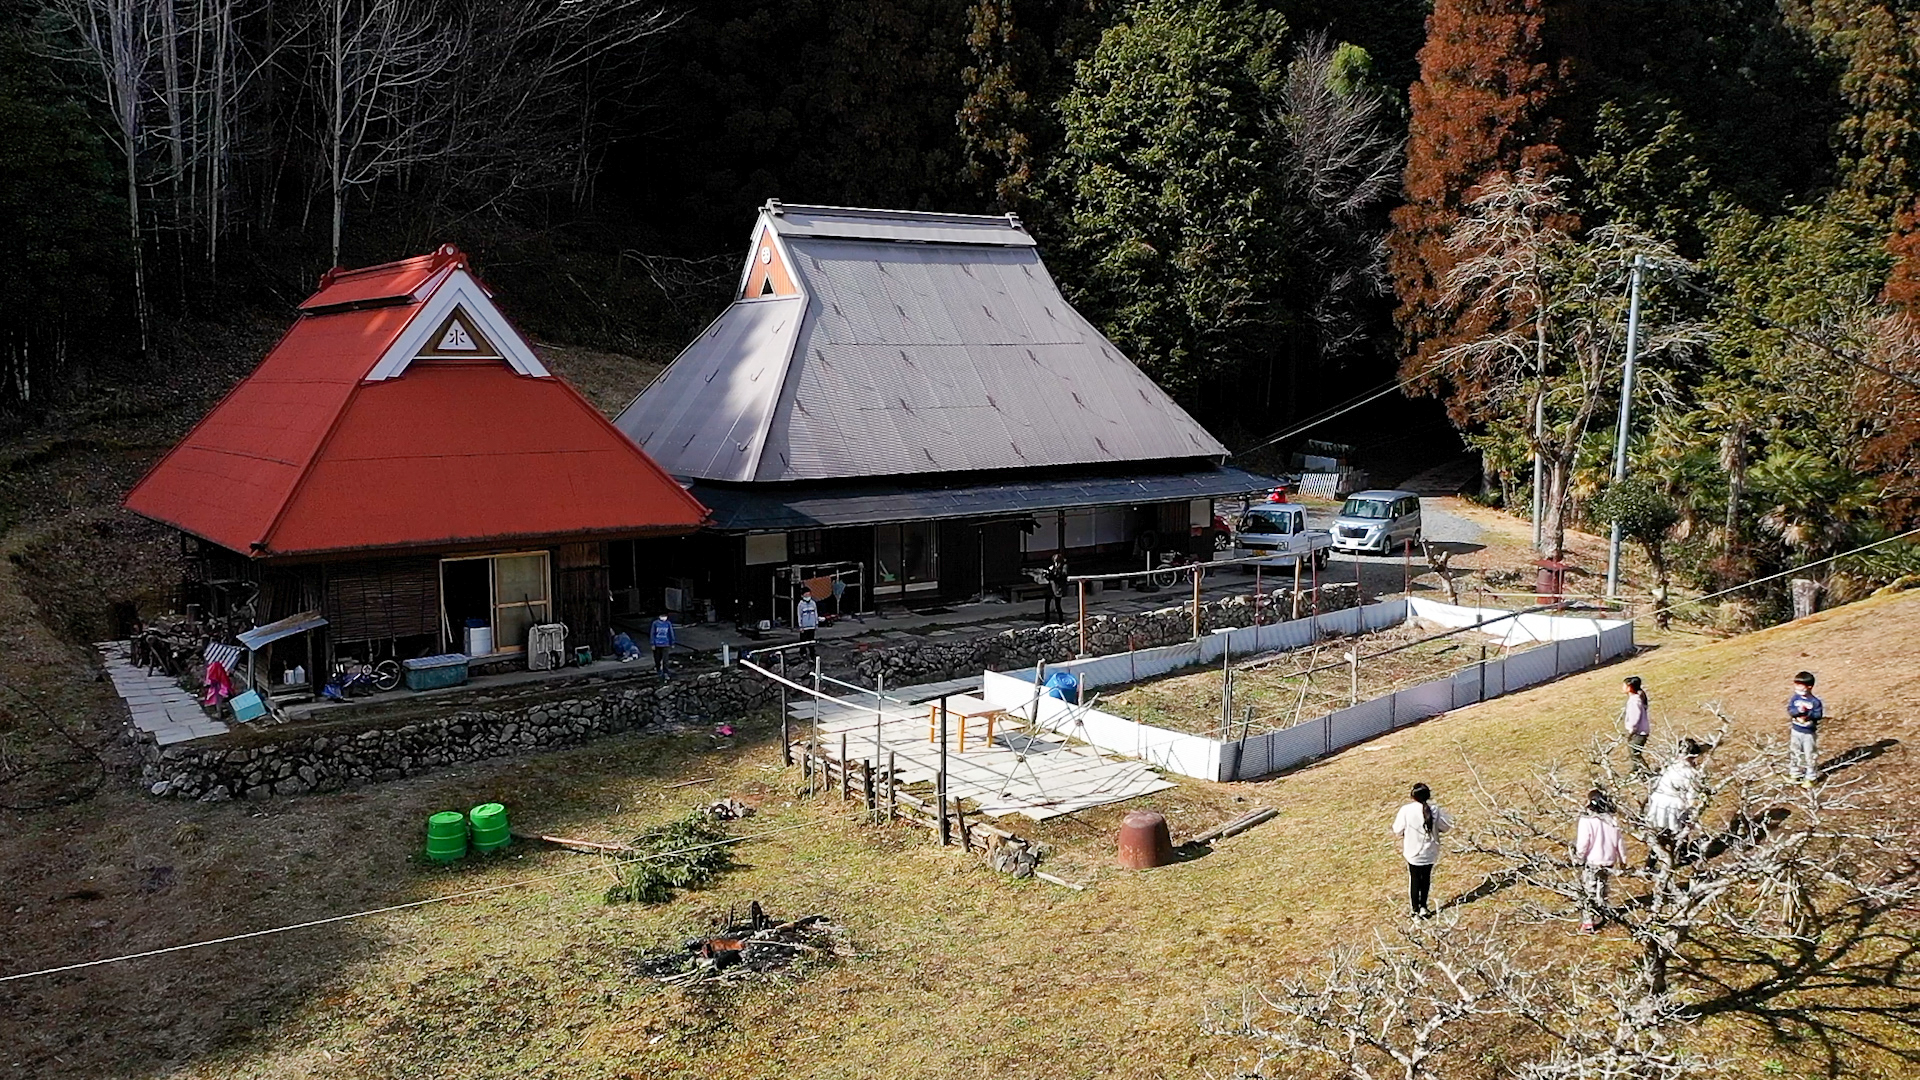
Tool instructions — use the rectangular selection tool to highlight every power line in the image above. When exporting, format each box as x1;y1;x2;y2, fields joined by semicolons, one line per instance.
1640;525;1920;624
1667;274;1920;395
1230;351;1469;460
0;817;834;985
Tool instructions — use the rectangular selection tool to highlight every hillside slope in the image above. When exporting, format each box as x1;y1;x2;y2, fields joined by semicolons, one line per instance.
2;586;1913;1080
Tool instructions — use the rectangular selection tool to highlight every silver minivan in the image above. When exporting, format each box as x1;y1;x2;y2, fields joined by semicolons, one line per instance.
1330;489;1422;554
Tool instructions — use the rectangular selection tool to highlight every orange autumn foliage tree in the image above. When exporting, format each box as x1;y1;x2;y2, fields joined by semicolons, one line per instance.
1386;0;1578;412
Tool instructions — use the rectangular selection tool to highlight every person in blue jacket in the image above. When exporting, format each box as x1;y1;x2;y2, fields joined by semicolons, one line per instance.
1787;670;1824;785
650;613;676;678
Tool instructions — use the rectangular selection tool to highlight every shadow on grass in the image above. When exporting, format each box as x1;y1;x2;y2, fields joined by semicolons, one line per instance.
1438;869;1519;912
1819;737;1899;778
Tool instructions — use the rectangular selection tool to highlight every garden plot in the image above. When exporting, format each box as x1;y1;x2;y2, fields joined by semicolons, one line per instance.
1100;621;1510;739
980;597;1635;782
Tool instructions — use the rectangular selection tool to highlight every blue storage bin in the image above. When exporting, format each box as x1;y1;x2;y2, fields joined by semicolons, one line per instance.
403;653;470;691
230;689;268;722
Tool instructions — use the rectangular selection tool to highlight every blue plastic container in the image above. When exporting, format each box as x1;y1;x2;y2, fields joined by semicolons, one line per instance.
403;654;470;691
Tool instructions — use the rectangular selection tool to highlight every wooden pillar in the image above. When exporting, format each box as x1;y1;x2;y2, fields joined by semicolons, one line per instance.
1077;579;1088;657
1191;565;1203;640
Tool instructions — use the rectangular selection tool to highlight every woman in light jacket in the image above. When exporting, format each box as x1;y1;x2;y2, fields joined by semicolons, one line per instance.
1392;782;1453;918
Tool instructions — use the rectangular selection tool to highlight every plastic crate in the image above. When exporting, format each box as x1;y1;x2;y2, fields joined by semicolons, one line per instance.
403;653;470;691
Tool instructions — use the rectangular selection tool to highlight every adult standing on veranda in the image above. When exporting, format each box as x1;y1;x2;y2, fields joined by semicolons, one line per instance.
1043;553;1069;625
1392;782;1453;919
796;588;820;662
650;612;676;679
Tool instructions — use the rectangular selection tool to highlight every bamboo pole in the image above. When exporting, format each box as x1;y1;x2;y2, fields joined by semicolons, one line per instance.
937;695;951;846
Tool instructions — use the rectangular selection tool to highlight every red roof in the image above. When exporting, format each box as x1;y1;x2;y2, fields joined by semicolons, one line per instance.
300;246;461;311
127;249;707;558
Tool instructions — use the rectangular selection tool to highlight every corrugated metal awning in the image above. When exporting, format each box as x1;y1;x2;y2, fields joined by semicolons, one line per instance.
692;466;1281;532
236;610;328;650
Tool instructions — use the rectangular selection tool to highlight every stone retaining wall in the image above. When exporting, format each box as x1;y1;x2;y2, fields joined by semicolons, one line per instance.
850;583;1360;686
133;584;1359;801
137;667;777;802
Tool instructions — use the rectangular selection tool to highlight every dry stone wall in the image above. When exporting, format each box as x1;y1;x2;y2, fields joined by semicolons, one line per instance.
850;584;1359;687
132;584;1358;801
136;668;776;802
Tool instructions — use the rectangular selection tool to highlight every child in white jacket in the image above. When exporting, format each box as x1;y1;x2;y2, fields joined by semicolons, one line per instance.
1392;783;1453;918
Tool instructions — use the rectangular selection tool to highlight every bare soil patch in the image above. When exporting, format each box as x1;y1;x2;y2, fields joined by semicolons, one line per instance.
1101;620;1523;736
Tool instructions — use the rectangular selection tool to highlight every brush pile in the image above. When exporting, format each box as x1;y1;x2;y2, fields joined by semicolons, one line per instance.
631;901;844;985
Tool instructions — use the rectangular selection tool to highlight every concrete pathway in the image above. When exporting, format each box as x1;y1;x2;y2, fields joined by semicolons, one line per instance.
96;641;230;745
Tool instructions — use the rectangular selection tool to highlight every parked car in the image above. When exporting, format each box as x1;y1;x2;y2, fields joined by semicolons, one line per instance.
1330;489;1422;555
1233;501;1332;568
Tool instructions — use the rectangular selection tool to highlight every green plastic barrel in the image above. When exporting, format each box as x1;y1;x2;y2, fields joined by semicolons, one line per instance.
425;811;469;863
468;802;511;853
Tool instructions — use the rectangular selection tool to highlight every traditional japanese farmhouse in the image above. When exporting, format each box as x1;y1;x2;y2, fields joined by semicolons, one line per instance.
125;245;708;687
614;202;1273;625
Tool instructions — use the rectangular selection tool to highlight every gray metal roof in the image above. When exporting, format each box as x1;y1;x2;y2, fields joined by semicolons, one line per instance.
617;207;1229;483
762;201;1036;247
693;466;1281;532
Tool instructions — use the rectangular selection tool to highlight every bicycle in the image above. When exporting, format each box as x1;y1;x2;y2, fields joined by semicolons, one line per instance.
323;657;403;700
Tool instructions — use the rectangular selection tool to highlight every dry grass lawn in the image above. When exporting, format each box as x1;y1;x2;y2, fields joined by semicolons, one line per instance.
5;569;1918;1079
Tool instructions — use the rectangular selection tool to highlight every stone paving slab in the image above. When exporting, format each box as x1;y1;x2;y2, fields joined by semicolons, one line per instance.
95;641;229;745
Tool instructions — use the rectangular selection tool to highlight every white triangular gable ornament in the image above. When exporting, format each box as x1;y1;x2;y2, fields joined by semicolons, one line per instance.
438;318;478;351
363;268;550;381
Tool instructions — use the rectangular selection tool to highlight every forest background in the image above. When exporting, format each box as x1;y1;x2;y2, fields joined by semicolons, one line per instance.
4;0;1919;624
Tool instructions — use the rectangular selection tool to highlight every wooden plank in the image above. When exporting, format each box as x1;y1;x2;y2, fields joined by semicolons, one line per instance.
511;831;636;855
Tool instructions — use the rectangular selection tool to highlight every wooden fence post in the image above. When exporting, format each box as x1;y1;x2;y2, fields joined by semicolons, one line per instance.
887;751;897;822
840;734;849;802
862;760;875;818
778;650;791;766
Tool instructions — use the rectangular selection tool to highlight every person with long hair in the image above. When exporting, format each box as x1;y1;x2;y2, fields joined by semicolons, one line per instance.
1392;782;1453;918
1621;676;1651;774
1574;789;1626;933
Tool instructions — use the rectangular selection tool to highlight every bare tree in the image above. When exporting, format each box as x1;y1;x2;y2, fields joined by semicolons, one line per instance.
45;0;154;349
1212;919;1713;1080
306;0;677;265
1461;723;1920;1069
1435;171;1704;559
1275;35;1402;362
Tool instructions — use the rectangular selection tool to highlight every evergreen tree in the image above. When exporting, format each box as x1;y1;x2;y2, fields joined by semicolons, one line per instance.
1050;0;1291;408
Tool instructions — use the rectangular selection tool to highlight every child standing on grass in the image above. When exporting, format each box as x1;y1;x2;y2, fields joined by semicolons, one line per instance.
1392;783;1453;919
1788;671;1824;786
1621;676;1651;774
1574;789;1626;933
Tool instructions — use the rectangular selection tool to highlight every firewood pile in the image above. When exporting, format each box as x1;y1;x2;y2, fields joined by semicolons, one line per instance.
631;901;845;985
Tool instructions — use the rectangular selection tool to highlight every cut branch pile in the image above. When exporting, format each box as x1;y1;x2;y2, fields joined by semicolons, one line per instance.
630;901;845;985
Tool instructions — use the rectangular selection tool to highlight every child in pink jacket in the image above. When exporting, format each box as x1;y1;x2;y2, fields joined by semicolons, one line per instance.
1574;789;1626;933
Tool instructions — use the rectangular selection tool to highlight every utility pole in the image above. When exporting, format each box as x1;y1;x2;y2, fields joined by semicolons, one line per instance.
1604;254;1646;599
